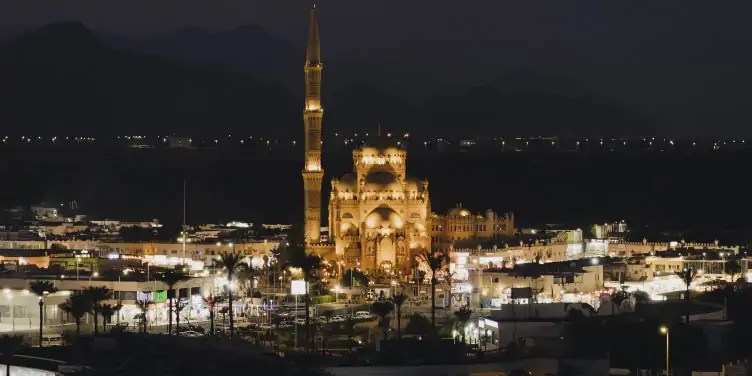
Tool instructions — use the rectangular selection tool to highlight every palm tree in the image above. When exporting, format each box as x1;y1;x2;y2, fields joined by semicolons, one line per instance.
453;306;473;343
370;299;394;336
676;267;698;323
99;304;122;333
218;252;248;338
237;267;263;298
416;249;450;329
726;259;742;283
392;293;408;340
287;250;322;351
82;286;113;334
28;280;57;347
203;295;216;335
155;268;189;335
134;300;152;333
0;335;23;376
59;292;92;335
175;299;189;334
218;307;229;333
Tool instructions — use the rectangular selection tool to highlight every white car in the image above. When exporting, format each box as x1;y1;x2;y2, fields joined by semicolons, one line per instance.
293;318;307;325
278;322;293;329
354;311;372;320
181;331;204;337
330;316;346;323
258;323;273;330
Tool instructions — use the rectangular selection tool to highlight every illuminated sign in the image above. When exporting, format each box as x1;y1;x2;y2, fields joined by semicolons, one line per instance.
136;291;153;301
291;280;307;295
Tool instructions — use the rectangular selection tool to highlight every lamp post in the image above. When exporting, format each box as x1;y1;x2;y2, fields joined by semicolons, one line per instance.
660;326;670;375
291;280;306;351
75;255;81;281
3;290;14;333
39;291;49;346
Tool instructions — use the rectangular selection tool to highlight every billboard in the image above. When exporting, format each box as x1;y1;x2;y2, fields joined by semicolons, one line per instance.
291;280;307;295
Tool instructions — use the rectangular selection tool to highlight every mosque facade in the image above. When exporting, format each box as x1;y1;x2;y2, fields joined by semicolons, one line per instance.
301;8;515;275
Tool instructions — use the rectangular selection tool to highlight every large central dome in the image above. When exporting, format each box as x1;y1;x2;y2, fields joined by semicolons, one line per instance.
363;171;401;191
365;205;404;229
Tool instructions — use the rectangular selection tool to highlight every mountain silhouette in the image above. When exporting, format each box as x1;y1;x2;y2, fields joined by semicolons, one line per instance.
0;22;651;137
101;25;301;93
0;22;299;137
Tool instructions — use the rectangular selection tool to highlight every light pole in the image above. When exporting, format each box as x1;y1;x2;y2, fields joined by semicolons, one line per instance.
291;280;306;351
75;255;81;281
3;290;14;333
660;326;670;375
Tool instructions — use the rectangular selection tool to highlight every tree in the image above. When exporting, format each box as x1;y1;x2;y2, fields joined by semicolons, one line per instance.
342;269;369;287
0;335;23;376
99;304;121;332
218;307;229;332
370;300;394;335
28;280;57;347
134;300;152;333
175;299;190;333
237;266;263;298
59;292;92;335
404;313;433;337
676;268;699;323
392;293;408;341
218;252;248;338
611;286;631;315
82;286;113;334
416;249;450;329
454;307;473;343
155;268;189;335
453;306;473;343
203;295;216;335
287;249;322;351
726;259;742;282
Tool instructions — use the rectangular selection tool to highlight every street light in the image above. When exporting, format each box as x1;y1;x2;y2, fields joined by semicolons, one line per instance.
660;326;670;375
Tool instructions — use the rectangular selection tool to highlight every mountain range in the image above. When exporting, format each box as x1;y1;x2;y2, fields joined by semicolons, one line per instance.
0;22;651;137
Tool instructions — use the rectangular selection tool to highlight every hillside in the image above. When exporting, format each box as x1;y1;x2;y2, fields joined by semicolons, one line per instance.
0;22;299;137
0;22;650;137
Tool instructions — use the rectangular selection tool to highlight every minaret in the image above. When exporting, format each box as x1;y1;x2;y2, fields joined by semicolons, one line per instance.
303;5;324;246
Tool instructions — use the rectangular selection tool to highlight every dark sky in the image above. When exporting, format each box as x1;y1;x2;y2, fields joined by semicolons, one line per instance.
3;0;752;134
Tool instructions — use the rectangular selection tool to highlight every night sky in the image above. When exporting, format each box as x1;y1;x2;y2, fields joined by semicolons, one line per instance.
3;0;752;135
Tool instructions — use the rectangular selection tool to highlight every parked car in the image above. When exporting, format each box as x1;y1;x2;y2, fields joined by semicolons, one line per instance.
181;331;204;337
258;323;274;330
293;318;307;325
330;316;346;323
354;311;372;320
278;322;293;329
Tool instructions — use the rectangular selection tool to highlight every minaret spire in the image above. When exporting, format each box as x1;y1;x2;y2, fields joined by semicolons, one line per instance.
302;6;324;247
306;6;321;65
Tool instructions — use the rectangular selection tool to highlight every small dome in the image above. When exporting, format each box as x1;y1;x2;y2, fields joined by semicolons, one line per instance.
338;173;357;190
363;171;401;191
404;176;422;192
448;207;471;217
365;205;404;229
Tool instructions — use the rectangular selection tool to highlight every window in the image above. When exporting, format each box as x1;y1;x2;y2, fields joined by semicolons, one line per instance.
13;306;28;318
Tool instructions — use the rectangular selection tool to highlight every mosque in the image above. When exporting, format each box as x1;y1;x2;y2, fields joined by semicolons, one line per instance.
301;7;515;274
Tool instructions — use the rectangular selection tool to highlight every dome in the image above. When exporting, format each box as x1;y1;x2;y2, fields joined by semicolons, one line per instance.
365;205;404;229
363;171;402;191
404;176;423;192
338;173;357;190
448;207;471;217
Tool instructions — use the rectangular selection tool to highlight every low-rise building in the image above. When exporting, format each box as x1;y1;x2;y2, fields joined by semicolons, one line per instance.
469;259;605;308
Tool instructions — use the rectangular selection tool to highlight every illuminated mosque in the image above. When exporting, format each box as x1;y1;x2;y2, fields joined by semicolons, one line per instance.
301;7;514;274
